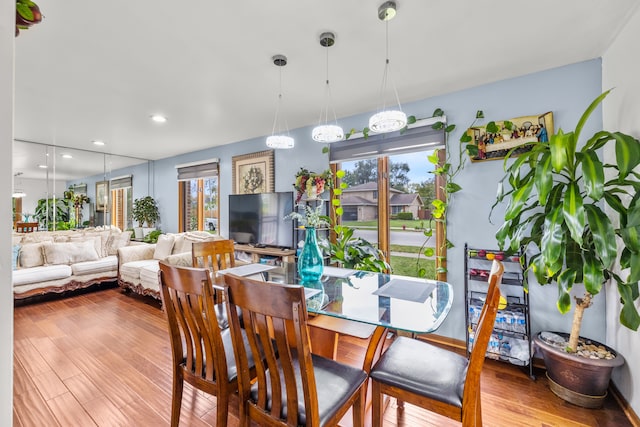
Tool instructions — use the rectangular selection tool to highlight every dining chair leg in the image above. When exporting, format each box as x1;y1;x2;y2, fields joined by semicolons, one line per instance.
371;380;383;427
170;375;184;427
352;387;365;427
216;392;228;427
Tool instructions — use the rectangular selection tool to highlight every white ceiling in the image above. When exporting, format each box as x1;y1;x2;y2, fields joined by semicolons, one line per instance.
13;0;639;180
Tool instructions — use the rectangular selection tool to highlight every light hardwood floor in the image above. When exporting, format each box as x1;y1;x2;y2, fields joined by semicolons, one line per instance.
13;286;633;427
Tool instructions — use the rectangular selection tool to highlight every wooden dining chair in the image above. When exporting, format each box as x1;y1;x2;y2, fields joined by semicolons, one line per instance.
192;239;238;328
158;261;256;427
222;272;368;427
192;239;236;274
369;259;505;427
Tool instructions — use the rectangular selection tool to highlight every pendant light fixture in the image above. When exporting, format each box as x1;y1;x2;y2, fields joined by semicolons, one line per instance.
369;0;407;134
312;32;344;143
266;54;294;149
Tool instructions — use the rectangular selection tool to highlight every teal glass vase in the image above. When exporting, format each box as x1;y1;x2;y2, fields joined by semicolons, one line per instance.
298;227;324;283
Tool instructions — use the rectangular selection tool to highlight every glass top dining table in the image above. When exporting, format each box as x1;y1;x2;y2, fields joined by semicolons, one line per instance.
218;262;454;371
257;262;454;336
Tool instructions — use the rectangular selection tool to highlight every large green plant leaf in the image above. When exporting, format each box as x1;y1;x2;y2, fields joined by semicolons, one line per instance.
584;204;617;268
556;269;577;314
541;205;564;272
621;204;640;253
575;90;611;141
618;282;640;330
562;183;585;246
550;130;571;173
583;251;604;295
534;152;553;204
505;179;534;221
614;132;640;180
580;150;604;200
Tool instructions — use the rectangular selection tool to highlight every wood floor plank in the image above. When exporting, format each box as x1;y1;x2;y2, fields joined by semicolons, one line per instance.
13;384;61;427
47;392;98;426
13;287;634;427
63;373;105;405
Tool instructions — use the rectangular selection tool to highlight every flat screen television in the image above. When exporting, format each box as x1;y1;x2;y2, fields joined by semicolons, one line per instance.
228;191;294;249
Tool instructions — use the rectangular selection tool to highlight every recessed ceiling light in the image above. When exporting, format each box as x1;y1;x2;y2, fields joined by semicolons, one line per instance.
62;154;73;159
38;164;47;169
92;140;105;146
150;114;167;123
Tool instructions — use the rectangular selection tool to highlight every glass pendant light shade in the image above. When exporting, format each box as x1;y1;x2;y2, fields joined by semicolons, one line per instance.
370;1;406;135
266;54;294;149
266;135;294;149
312;124;344;143
312;32;344;143
369;109;407;133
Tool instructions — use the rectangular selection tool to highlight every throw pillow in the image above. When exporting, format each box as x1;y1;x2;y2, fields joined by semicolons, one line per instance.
153;234;175;260
19;243;46;268
107;230;133;255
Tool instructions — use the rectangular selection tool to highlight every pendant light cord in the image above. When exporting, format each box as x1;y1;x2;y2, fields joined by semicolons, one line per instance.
271;65;289;136
378;20;403;112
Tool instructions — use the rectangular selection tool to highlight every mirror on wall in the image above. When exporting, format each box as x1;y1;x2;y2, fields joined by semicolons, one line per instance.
13;140;150;231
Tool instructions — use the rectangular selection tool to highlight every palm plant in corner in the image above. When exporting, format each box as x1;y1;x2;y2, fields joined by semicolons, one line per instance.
493;89;640;407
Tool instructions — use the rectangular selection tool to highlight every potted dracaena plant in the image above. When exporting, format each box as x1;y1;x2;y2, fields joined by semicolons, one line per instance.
493;89;640;408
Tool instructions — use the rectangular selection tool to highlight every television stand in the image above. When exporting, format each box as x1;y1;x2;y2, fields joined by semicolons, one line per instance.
234;244;296;264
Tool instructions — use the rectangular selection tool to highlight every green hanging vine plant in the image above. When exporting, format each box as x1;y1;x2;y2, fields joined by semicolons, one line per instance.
416;108;485;279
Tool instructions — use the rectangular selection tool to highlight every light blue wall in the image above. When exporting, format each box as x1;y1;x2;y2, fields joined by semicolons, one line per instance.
115;59;605;342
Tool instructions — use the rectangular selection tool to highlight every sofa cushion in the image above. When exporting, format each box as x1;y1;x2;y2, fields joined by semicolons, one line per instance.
140;263;161;290
71;255;118;275
164;252;193;267
69;235;102;257
13;264;73;286
120;259;159;280
21;234;54;244
172;231;218;254
43;241;100;265
19;243;45;268
107;230;132;256
153;234;175;260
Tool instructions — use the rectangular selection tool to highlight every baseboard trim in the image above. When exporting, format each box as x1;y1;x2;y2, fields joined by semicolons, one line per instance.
610;382;640;427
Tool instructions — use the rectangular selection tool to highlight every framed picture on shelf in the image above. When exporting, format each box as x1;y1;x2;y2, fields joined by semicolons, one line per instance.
95;180;109;212
232;150;275;194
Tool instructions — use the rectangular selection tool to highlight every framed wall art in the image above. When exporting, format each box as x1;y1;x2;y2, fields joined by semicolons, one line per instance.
232;150;275;194
95;180;109;211
467;111;554;162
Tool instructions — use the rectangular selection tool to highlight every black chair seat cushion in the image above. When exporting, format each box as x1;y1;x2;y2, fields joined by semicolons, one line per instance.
370;336;469;408
250;352;367;425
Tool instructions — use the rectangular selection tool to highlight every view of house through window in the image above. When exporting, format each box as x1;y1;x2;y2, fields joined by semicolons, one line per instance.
339;149;437;279
110;187;133;231
180;177;218;233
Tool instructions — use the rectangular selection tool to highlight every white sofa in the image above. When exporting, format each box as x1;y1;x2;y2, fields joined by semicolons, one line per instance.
12;227;134;300
118;231;224;299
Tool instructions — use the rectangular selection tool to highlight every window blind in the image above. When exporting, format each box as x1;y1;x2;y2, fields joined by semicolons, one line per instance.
329;121;445;163
110;175;132;189
176;159;219;181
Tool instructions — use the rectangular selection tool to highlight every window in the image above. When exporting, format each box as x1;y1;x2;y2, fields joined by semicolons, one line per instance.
330;122;445;279
110;175;133;230
176;160;219;234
